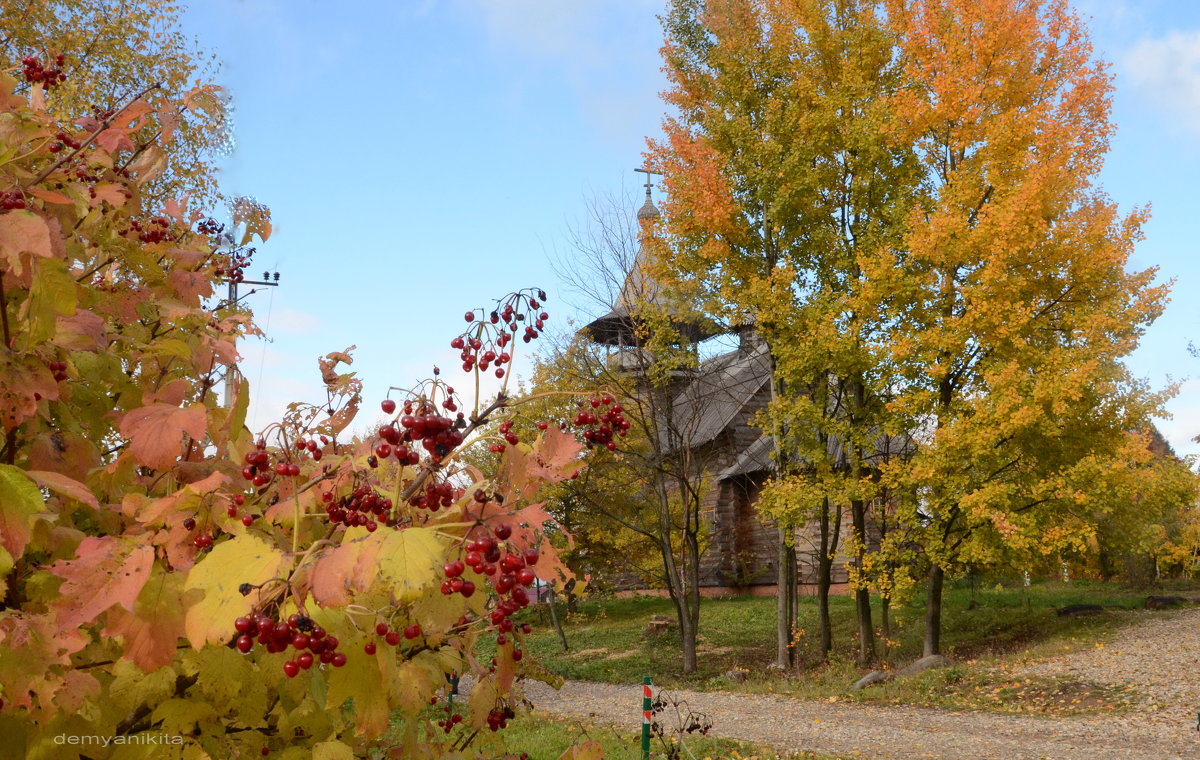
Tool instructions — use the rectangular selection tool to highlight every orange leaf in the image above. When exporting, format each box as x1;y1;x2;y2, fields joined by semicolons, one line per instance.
167;269;212;306
0;210;53;275
26;470;99;509
119;403;207;471
49;536;154;628
88;182;128;208
103;567;194;670
28;188;73;205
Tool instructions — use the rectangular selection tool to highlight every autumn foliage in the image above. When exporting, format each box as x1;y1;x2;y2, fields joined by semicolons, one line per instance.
651;0;1195;663
0;54;592;759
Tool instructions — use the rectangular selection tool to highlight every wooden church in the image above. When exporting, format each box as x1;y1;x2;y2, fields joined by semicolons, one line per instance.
579;179;909;596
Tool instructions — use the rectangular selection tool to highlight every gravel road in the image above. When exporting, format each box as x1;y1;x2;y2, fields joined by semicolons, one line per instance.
505;607;1200;759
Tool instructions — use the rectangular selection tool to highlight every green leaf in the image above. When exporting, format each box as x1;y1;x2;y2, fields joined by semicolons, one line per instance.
324;632;393;738
149;337;195;362
26;257;76;345
0;464;45;558
182;646;269;728
183;534;285;647
151;697;218;734
0;544;13;597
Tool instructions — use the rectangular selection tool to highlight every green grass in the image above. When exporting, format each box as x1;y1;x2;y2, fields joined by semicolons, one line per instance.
502;711;846;760
386;702;845;760
496;579;1191;714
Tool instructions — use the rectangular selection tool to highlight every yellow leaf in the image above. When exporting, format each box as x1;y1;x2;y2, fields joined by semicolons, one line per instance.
183;534;285;647
312;741;354;760
376;527;445;603
468;673;498;730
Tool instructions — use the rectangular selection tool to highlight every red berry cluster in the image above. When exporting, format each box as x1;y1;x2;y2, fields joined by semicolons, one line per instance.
232;613;347;676
180;515;216;549
0;190;26;210
452;289;549;378
410;477;461;512
47;360;68;382
572;395;629;451
435;704;465;734
320;485;391;531
224;493;257;527
485;703;517;732
377;398;466;463
197;217;224;236
122;216;176;244
213;243;256;282
241;437;319;488
449;523;539;658
364;620;422;655
487;419;521;454
21;54;66;89
48;129;82;155
438;557;476;598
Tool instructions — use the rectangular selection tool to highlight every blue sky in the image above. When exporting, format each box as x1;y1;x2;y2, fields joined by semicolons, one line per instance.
182;0;1200;456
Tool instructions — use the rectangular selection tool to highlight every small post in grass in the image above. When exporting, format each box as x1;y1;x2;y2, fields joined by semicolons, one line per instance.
641;675;652;760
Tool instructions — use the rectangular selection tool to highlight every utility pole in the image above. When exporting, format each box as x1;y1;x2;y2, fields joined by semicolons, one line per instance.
221;269;280;408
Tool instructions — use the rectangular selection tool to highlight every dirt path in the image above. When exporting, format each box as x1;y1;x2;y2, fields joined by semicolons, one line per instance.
509;608;1200;759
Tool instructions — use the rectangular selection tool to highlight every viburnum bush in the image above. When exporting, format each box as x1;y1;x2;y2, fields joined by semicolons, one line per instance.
0;63;603;759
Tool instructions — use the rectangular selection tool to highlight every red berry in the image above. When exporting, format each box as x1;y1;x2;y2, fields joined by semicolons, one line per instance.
364;642;377;655
493;524;512;540
331;652;347;667
236;634;253;653
523;548;539;566
241;514;254;527
381;399;396;414
517;568;536;586
385;631;401;646
282;661;299;678
404;624;421;640
234;617;253;633
464;311;475;322
375;622;389;636
297;652;314;669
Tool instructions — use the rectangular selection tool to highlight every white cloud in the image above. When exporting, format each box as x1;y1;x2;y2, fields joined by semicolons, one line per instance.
263;307;321;335
1153;377;1200;462
1125;30;1200;133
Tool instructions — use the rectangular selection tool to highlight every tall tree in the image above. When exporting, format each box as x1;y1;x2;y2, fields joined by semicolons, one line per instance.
534;191;728;675
870;0;1170;656
653;0;919;666
1;0;229;206
653;0;1175;665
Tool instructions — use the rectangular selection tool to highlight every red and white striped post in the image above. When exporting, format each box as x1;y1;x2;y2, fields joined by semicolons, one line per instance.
641;675;652;759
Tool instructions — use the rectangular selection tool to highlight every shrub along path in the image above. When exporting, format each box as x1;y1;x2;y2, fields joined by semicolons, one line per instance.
510;608;1200;759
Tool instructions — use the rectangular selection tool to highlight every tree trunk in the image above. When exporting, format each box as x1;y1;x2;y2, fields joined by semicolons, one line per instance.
850;497;876;665
817;553;832;657
880;594;891;642
923;564;944;657
816;498;836;658
546;586;569;652
659;538;698;674
775;526;796;669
